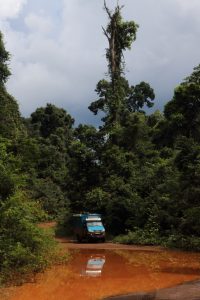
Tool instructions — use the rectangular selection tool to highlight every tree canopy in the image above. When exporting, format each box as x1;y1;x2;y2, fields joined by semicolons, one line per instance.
89;3;154;134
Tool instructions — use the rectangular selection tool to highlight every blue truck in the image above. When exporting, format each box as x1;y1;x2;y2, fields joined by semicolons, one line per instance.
71;213;105;242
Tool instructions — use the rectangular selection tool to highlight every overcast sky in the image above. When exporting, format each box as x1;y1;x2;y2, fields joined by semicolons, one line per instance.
0;0;200;125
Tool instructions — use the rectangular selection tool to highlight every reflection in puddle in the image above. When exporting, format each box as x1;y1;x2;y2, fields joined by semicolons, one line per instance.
81;255;106;277
4;248;200;300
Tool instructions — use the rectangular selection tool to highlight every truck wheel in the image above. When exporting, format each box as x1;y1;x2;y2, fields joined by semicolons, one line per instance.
101;238;105;243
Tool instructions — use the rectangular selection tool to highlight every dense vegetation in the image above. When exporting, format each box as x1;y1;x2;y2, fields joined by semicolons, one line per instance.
1;1;200;283
0;32;58;284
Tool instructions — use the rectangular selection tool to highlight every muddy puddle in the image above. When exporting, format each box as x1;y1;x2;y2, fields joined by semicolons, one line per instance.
3;248;200;300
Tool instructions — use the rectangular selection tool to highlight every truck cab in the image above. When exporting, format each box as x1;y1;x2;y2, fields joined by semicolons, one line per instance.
71;213;105;242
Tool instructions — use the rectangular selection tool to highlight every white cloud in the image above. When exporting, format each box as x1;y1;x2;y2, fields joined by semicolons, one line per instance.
8;61;70;115
25;13;53;34
2;0;200;123
0;0;27;19
176;0;200;11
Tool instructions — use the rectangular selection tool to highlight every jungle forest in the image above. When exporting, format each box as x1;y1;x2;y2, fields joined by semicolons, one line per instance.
1;2;200;283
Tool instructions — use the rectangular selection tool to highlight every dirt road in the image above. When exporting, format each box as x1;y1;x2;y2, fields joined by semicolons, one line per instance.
56;236;163;251
1;222;200;300
48;222;200;300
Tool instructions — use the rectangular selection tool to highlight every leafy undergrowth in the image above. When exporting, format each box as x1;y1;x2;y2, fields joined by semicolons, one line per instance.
0;193;70;286
113;228;200;251
164;234;200;251
113;227;162;246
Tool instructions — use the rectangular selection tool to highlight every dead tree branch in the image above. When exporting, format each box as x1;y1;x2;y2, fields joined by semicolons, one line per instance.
103;0;112;19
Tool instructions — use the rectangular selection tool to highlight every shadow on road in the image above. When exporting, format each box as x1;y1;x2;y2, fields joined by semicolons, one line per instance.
104;279;200;300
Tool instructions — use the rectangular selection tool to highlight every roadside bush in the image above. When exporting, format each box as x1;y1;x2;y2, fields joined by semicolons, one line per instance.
0;191;56;284
113;227;161;246
164;234;200;251
114;229;200;251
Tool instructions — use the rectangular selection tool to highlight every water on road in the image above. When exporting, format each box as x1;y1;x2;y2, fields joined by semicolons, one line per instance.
4;247;200;300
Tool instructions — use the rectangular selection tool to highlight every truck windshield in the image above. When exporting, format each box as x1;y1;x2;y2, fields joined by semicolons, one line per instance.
87;221;102;227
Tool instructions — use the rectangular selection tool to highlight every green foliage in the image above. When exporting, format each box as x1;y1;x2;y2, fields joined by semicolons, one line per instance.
0;89;22;138
164;83;200;142
0;192;55;283
89;4;154;132
67;128;102;212
0;32;22;139
0;32;11;85
20;104;75;219
74;124;103;149
165;234;200;251
85;188;109;212
114;227;161;246
126;81;155;112
103;1;138;79
31;178;69;218
30;103;74;139
183;64;200;85
0;137;23;200
0;33;67;284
